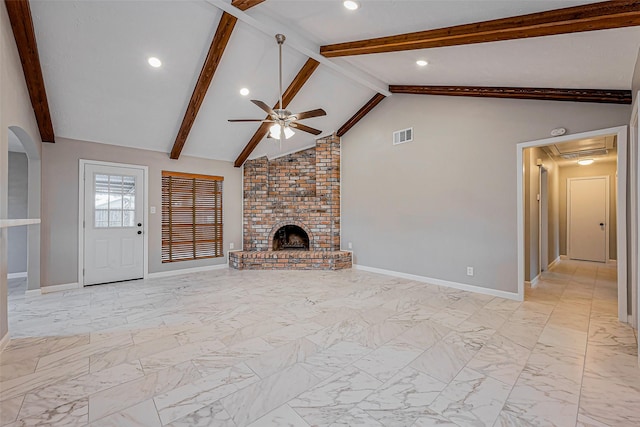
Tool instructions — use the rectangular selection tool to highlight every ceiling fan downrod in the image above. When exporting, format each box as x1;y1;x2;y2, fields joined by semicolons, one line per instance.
276;34;285;115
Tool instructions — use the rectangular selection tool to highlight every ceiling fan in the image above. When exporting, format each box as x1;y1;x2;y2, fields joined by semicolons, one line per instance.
228;34;326;143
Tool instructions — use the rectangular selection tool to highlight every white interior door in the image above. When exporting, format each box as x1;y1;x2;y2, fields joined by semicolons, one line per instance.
568;176;608;263
84;163;144;285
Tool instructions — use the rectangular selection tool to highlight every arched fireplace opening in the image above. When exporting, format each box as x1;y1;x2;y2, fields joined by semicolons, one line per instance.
273;225;310;251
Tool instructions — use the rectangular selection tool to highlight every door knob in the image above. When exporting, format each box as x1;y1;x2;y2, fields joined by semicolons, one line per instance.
138;223;142;227
599;223;604;226
137;230;142;235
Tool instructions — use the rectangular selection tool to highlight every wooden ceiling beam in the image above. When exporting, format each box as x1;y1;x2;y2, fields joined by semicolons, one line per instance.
234;58;320;167
5;0;55;142
170;0;265;160
321;1;640;57
388;85;632;104
336;93;387;137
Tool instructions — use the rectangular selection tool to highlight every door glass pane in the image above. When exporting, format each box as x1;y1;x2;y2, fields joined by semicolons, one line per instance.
123;194;135;209
109;210;122;227
95;210;109;228
123;210;135;227
109;193;122;210
123;176;135;193
94;173;137;228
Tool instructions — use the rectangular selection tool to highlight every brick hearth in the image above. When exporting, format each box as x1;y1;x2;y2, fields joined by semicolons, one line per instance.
229;250;352;270
231;135;351;270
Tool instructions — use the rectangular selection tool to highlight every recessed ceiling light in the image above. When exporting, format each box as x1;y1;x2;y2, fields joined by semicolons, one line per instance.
239;88;250;96
416;60;428;67
343;1;359;11
577;159;595;166
148;57;162;68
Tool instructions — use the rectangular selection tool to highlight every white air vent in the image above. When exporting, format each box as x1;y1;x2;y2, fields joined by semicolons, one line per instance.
393;128;413;145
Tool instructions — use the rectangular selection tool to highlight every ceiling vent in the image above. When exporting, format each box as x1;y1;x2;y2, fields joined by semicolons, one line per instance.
559;148;608;160
393;127;413;145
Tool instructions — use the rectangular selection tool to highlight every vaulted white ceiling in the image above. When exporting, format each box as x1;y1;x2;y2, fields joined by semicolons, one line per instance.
29;0;640;163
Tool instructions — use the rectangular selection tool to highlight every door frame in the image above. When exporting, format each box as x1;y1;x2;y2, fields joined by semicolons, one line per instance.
78;159;149;287
517;125;627;322
566;176;610;263
630;92;639;335
538;165;549;273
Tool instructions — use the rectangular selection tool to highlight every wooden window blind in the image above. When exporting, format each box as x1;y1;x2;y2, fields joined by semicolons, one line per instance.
162;171;223;262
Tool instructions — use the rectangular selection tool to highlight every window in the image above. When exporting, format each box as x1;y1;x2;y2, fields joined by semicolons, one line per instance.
162;171;223;262
94;174;136;228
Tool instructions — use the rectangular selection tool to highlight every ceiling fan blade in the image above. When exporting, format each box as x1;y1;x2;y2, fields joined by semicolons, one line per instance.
228;119;266;122
290;122;322;135
251;100;276;116
291;108;326;120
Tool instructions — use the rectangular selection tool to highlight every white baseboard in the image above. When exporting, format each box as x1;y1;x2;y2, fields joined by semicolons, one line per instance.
147;264;228;279
354;264;521;301
25;288;42;297
0;332;10;353
547;256;561;270
525;274;540;288
7;272;27;279
41;282;80;294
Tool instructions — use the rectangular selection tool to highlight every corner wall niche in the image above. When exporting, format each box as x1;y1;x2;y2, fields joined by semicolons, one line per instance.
230;135;351;270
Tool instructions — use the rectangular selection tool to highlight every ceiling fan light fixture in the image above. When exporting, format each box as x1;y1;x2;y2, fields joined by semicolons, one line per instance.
269;124;295;139
343;1;359;10
269;124;280;138
284;126;295;139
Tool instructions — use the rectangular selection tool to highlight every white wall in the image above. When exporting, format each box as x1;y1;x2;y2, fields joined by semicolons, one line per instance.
0;4;43;342
41;137;242;287
342;94;629;294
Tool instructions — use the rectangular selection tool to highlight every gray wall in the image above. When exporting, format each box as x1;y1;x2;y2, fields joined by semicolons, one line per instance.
559;161;618;260
342;94;629;294
524;146;560;281
8;152;28;274
633;48;640;102
1;3;43;342
41;137;243;287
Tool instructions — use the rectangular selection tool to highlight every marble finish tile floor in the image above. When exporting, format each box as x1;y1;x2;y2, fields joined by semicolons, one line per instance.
1;260;638;426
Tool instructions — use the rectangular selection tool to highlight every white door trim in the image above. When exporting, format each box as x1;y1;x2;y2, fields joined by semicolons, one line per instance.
538;165;549;273
566;176;610;263
631;92;640;339
78;159;149;287
517;125;628;322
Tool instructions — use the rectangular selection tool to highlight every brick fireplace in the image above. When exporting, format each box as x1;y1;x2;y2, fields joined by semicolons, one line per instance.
229;135;352;270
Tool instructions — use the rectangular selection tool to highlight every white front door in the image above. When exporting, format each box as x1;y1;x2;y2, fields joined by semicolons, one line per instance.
568;176;609;263
84;163;144;285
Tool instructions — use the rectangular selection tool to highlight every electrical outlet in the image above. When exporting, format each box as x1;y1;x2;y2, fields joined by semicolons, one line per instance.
348;242;353;249
150;206;156;214
229;243;234;249
466;267;474;276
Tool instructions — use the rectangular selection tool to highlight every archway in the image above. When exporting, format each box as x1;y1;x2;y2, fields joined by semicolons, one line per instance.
8;126;41;292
